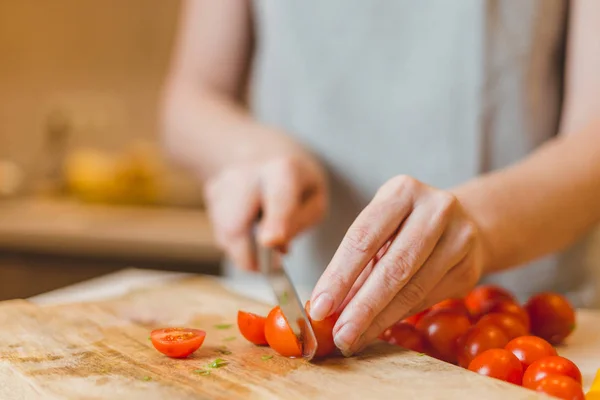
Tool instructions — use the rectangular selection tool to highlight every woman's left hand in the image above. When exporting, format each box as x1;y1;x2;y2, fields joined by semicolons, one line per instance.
308;175;488;356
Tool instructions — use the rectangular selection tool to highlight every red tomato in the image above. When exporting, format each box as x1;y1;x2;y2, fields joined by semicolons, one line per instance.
522;356;582;388
402;309;430;327
504;335;557;371
479;299;530;330
456;324;510;368
430;298;470;318
387;322;427;353
237;311;268;346
150;327;206;358
305;301;338;358
265;306;302;357
533;375;585;400
465;285;515;319
416;309;471;364
525;293;576;345
468;348;524;385
477;313;529;340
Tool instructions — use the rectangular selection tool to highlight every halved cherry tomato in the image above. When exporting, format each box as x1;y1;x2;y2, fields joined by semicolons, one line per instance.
150;327;206;358
237;310;268;346
525;292;576;345
416;309;471;364
533;375;585;400
468;348;523;385
430;298;470;318
465;285;515;319
402;309;430;327
265;306;302;358
504;335;557;371
456;324;509;368
479;299;530;330
387;322;427;353
522;356;582;389
305;301;338;358
477;313;529;340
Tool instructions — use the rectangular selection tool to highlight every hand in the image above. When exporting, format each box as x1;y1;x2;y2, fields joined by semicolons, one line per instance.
204;151;327;271
308;175;487;356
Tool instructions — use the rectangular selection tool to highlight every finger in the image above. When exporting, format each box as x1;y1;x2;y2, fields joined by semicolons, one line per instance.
352;227;475;354
310;188;413;321
224;235;258;271
332;197;454;354
259;159;303;246
284;189;327;240
336;235;396;313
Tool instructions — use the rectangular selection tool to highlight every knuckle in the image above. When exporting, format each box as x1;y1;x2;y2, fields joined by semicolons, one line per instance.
385;174;419;196
461;222;478;247
400;281;428;306
435;192;458;217
382;250;416;286
343;226;377;255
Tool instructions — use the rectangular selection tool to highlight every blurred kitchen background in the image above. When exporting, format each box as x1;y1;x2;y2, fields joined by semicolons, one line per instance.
0;0;222;300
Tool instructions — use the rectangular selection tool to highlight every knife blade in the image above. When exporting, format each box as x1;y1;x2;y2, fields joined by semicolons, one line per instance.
255;243;318;360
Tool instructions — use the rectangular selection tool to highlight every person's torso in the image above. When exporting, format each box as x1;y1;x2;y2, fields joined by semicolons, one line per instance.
224;0;598;307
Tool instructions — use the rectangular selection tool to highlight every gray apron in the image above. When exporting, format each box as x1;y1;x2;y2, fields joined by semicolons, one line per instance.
225;0;598;308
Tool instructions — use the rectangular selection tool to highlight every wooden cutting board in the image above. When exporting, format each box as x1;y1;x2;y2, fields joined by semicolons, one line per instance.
0;276;575;399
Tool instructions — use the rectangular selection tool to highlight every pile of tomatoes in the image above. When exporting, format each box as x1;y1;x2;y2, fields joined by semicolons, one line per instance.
379;285;582;400
238;300;339;358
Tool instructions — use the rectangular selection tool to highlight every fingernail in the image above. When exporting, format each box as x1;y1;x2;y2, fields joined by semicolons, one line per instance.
334;322;359;353
310;293;334;321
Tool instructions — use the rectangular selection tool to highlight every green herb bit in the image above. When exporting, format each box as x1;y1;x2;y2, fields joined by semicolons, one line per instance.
194;369;211;376
223;336;236;342
214;323;233;330
142;376;152;381
147;337;151;341
208;358;228;369
261;355;273;361
280;291;289;306
217;347;232;355
416;353;425;357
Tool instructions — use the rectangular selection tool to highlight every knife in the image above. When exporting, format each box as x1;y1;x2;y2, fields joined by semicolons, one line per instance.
254;237;318;360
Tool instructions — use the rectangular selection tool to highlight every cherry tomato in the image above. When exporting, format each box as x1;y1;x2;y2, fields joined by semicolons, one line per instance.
416;309;471;364
237;311;268;346
456;324;509;368
525;292;576;345
430;298;470;318
504;335;557;371
305;301;338;358
465;285;515;319
265;306;302;358
533;375;585;400
150;327;206;358
479;299;530;330
522;356;582;388
468;348;523;385
477;313;529;340
402;309;430;327
387;322;427;353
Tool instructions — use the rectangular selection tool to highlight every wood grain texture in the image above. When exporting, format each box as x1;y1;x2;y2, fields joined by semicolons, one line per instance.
0;277;555;399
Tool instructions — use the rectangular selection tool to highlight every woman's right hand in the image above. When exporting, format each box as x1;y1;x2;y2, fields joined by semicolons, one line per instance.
204;151;328;271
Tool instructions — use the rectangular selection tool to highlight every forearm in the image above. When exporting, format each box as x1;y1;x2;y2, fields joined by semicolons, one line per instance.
452;119;600;273
161;84;299;181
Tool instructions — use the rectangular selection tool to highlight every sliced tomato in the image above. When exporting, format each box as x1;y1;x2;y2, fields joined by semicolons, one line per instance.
150;327;206;358
238;310;268;346
305;301;339;358
265;306;302;358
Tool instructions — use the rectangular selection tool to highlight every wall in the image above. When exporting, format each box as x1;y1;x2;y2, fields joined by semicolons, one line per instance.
0;0;181;167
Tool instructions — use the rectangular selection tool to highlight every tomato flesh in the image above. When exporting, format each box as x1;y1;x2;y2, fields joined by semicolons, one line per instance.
150;327;206;358
416;309;471;364
238;311;268;346
265;306;302;358
456;324;509;368
468;348;523;385
305;301;338;358
522;356;582;389
533;375;585;400
504;335;557;371
525;292;576;345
